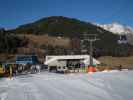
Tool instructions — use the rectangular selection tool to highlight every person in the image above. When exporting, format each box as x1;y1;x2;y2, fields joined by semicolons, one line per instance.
12;64;17;76
18;64;23;73
36;65;41;73
118;65;122;71
30;65;36;73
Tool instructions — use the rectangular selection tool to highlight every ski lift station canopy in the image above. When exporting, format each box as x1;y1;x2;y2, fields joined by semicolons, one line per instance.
44;55;100;67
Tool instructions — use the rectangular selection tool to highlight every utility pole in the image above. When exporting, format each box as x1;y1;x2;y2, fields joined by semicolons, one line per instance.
82;33;99;66
89;40;93;66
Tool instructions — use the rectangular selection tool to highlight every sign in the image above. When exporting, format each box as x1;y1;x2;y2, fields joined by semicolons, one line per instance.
118;35;128;44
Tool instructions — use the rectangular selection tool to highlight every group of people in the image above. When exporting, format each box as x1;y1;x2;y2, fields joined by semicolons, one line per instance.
11;64;41;76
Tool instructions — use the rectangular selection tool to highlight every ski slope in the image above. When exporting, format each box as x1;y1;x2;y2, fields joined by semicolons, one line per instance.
0;71;133;100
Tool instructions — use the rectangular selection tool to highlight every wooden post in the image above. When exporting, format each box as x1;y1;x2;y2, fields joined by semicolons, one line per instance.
9;65;12;79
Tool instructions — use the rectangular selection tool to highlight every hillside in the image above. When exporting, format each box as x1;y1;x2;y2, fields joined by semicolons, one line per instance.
24;34;70;48
96;22;133;45
6;16;133;57
11;16;112;37
16;34;71;56
0;28;22;54
98;56;133;69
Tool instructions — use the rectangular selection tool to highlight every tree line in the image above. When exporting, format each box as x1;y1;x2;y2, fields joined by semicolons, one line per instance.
0;28;22;53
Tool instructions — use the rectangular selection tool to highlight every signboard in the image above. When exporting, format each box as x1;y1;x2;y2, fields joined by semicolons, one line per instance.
118;35;128;44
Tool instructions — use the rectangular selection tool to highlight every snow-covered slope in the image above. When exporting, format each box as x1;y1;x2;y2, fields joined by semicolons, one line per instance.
0;71;133;100
96;22;133;35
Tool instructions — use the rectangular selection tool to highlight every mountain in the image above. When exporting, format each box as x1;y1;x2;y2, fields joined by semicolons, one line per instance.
96;22;133;35
95;22;133;45
11;16;115;37
8;16;132;56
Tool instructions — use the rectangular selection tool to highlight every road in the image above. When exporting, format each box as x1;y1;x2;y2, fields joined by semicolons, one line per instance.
0;71;133;100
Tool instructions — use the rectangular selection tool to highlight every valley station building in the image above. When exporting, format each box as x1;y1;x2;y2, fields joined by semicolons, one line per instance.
44;55;100;70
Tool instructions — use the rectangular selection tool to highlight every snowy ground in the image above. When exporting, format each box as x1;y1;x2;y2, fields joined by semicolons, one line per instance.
0;71;133;100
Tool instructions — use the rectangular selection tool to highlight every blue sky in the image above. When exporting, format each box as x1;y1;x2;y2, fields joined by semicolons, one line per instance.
0;0;133;29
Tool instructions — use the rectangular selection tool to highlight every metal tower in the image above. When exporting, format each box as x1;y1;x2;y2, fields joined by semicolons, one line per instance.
82;33;99;66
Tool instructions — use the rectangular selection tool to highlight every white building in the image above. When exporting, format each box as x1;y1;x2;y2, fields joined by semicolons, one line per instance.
44;55;100;68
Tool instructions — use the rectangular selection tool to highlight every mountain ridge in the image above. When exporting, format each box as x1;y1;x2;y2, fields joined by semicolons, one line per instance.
6;16;132;56
95;22;133;34
95;22;133;45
